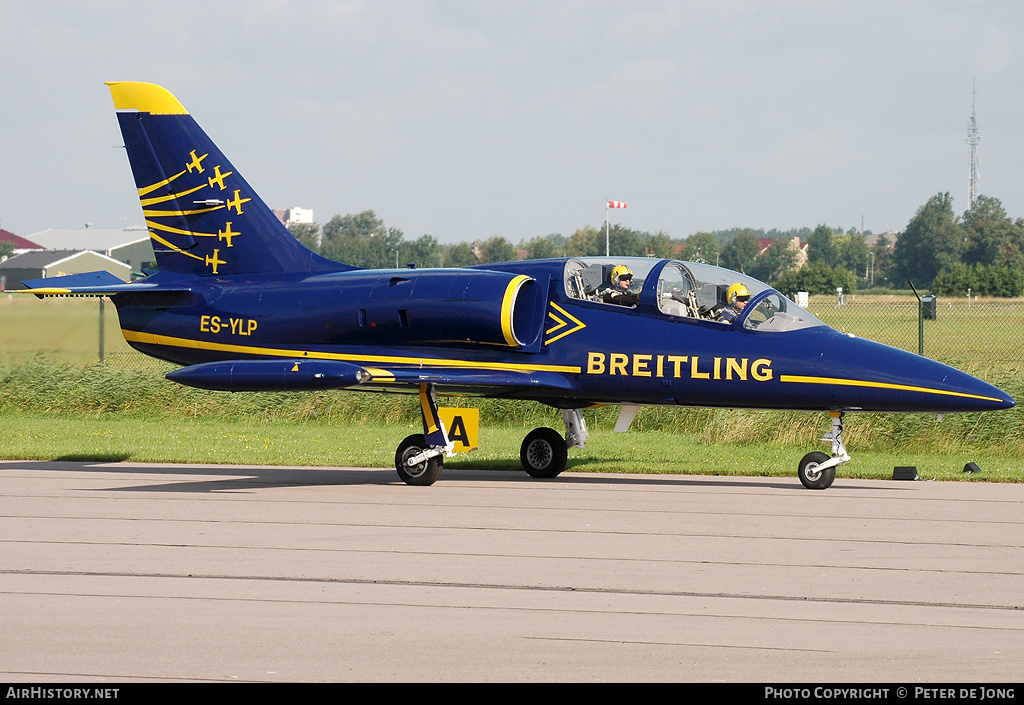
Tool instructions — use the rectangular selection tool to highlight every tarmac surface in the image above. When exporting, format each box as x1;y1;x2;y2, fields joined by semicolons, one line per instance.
0;459;1022;683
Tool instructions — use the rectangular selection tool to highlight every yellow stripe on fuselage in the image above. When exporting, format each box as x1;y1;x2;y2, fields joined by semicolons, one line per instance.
121;329;582;374
779;374;1005;403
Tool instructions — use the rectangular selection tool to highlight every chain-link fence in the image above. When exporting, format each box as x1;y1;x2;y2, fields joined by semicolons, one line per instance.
0;295;166;371
4;292;1022;379
805;294;1024;372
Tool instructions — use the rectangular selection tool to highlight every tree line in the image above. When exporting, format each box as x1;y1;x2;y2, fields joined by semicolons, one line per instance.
288;211;819;273
287;212;687;269
288;191;1024;297
769;192;1024;296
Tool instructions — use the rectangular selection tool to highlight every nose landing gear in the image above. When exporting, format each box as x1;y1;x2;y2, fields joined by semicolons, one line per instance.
798;411;849;490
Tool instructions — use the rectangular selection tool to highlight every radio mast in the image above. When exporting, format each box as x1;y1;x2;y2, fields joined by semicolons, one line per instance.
966;78;981;210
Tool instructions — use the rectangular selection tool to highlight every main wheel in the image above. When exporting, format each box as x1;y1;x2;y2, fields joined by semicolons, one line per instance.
395;434;443;486
798;451;836;490
520;427;568;479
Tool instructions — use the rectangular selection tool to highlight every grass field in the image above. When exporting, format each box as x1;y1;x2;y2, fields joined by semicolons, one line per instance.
0;295;132;365
2;293;1022;482
7;414;1020;484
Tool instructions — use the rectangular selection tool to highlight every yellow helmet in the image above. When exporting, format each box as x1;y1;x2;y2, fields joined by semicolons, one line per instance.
726;283;750;305
611;265;633;286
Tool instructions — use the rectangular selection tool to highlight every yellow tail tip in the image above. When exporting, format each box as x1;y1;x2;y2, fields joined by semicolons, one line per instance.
106;81;188;115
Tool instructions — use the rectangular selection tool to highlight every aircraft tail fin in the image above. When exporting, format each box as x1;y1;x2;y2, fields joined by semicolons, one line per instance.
107;82;346;276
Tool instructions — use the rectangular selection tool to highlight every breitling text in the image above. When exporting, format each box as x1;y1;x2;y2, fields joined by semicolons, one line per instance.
586;352;773;381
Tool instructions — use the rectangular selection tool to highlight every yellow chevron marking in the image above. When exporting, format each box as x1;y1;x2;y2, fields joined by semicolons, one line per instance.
544;302;586;345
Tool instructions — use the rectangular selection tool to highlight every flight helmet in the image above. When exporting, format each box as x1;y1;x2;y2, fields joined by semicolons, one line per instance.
611;265;633;287
726;283;750;305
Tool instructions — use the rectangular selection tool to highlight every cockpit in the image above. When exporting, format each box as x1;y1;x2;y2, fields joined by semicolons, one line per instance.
563;257;826;332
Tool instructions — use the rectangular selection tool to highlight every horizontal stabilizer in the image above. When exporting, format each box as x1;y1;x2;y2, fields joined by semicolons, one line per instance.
166;359;370;392
21;271;125;290
20;271;184;298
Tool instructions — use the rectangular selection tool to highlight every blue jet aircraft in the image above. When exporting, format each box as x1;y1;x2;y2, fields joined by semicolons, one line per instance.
23;82;1015;489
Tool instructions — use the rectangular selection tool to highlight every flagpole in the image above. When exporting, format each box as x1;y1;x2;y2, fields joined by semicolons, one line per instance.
605;198;610;257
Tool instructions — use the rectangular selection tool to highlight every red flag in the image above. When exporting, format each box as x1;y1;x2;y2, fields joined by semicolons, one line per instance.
607;200;627;208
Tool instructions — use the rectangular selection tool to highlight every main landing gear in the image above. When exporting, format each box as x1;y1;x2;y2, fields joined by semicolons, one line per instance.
797;411;850;490
395;433;444;486
393;386;589;486
519;408;589;479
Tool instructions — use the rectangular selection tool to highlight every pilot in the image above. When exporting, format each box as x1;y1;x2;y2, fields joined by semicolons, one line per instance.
600;265;639;306
716;283;750;323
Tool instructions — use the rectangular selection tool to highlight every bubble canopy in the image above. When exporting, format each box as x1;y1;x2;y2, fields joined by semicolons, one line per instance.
562;257;827;332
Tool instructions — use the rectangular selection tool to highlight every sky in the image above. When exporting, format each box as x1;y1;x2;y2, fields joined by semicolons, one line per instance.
2;1;1023;245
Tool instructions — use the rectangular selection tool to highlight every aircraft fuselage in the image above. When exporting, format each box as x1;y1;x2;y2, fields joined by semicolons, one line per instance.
111;257;1011;416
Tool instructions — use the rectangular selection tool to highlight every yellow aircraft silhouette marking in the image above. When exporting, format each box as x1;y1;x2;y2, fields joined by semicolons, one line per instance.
205;249;226;274
186;150;208;174
218;222;240;247
207;165;232;190
226;190;251;215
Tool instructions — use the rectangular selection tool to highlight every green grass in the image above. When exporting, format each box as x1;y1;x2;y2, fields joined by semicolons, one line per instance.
4;414;1018;483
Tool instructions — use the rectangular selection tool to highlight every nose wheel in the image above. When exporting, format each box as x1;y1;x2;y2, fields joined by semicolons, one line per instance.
798;451;836;490
798;411;849;490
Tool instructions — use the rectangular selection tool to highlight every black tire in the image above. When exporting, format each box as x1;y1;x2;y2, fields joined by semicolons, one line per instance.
520;427;568;479
395;434;443;486
798;451;836;490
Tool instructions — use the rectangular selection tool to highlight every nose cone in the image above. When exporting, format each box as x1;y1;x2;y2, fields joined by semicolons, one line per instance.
897;359;1015;413
788;330;1015;413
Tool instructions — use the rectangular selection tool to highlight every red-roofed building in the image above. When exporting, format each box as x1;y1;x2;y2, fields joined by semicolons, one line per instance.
0;229;43;255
